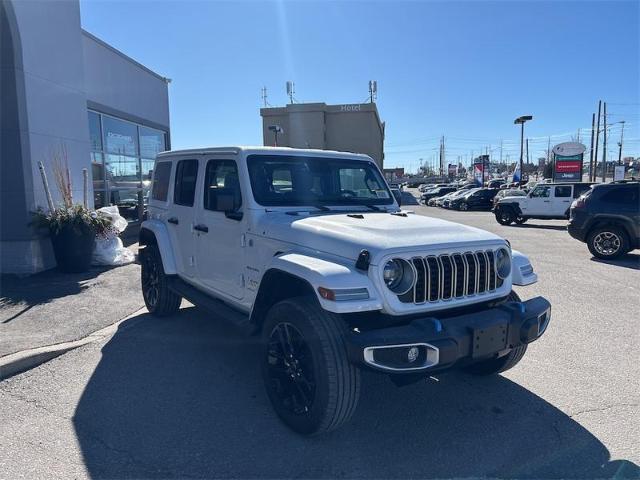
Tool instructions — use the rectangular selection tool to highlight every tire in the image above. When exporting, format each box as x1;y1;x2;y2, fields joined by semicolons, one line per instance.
496;208;515;225
515;216;527;225
587;225;629;260
463;291;528;376
261;296;361;435
140;245;182;316
459;202;469;211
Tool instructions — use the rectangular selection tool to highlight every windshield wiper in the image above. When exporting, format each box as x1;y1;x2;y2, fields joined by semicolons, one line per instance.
360;204;382;211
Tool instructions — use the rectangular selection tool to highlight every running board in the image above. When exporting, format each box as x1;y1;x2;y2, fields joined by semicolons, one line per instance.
168;277;251;330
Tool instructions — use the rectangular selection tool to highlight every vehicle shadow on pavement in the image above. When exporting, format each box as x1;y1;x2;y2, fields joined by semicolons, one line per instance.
511;223;568;231
73;307;639;479
591;252;640;271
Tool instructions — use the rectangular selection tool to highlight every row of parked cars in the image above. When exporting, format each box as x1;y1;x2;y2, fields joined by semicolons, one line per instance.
417;179;640;260
420;182;519;212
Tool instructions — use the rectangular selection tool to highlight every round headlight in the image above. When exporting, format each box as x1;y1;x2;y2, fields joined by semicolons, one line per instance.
383;259;415;294
495;248;511;279
383;259;403;289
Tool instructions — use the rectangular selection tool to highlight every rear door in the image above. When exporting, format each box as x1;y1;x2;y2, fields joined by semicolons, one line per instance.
552;185;573;216
168;159;199;278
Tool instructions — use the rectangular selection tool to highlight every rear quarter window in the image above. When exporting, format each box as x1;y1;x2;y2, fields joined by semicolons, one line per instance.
151;162;172;202
599;186;639;205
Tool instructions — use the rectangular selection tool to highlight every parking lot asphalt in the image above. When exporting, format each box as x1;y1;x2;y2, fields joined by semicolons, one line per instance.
0;191;638;479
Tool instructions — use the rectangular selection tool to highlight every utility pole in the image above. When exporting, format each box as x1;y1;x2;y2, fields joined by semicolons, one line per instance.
593;100;602;182
618;121;625;165
546;136;551;164
601;102;607;183
589;113;595;181
439;136;445;177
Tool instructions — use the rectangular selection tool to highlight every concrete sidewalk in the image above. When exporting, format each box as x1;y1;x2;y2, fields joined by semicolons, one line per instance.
0;258;144;372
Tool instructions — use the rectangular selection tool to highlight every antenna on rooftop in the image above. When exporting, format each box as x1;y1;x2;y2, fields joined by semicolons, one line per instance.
286;81;295;104
368;80;377;103
261;86;269;107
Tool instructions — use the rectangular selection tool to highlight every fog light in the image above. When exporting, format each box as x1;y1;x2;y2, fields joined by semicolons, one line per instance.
407;346;419;363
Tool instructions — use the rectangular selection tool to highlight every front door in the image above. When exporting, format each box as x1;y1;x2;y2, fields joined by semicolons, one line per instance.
522;185;551;216
168;159;199;278
194;158;245;300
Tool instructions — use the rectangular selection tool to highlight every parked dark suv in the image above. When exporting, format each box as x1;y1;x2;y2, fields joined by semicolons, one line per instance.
568;181;640;259
451;188;500;211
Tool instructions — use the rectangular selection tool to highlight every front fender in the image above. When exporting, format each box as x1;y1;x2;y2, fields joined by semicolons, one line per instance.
140;219;177;274
511;249;537;285
268;253;382;314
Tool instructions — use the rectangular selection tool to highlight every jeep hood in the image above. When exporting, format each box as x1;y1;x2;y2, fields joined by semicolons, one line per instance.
255;211;504;264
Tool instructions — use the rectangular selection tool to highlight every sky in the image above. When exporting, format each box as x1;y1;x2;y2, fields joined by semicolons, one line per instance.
80;0;639;172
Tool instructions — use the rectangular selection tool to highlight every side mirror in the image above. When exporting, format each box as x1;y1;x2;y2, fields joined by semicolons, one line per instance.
217;191;243;220
392;190;402;206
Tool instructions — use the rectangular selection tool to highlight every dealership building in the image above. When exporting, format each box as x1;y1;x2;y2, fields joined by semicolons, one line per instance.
260;102;385;169
1;0;171;273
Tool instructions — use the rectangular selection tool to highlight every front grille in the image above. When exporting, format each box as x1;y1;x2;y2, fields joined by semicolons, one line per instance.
399;250;504;304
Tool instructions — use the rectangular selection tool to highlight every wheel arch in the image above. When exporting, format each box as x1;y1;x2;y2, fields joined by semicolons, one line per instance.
138;220;177;274
587;217;634;242
249;269;317;332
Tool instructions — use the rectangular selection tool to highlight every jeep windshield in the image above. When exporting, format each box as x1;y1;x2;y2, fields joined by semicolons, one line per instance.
247;155;394;207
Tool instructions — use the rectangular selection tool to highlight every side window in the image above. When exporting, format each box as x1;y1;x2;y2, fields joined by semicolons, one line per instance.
531;186;551;198
600;186;638;205
555;186;571;198
151;162;172;201
174;159;199;206
203;160;242;211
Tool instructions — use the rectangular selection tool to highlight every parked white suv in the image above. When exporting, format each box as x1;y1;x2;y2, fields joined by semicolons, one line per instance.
139;146;550;434
494;182;593;225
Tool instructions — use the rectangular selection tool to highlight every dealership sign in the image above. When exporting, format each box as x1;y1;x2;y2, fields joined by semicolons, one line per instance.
473;159;484;185
553;142;586;182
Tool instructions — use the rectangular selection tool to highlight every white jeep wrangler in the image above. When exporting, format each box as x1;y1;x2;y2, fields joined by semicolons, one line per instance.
494;182;593;225
139;146;550;435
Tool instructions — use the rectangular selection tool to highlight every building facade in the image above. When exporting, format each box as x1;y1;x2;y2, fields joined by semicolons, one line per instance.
260;102;385;169
1;0;170;273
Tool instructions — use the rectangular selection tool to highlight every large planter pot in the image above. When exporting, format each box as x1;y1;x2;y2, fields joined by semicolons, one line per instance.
50;224;96;273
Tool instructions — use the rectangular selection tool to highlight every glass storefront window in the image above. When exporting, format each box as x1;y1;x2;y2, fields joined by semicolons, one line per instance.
88;111;102;151
106;154;141;189
91;152;105;188
108;189;143;222
103;116;139;156
140;126;166;159
93;190;107;209
88;110;167;223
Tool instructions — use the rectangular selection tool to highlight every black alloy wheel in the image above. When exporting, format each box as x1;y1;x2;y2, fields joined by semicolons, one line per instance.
266;322;316;416
140;245;181;316
496;208;515;225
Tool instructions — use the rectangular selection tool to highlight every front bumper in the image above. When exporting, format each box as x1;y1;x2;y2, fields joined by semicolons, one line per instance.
345;296;551;373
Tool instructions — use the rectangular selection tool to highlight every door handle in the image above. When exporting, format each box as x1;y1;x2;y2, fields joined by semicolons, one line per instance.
193;224;209;233
167;217;179;225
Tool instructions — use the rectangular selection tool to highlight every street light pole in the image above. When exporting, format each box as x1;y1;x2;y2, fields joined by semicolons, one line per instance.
514;115;533;186
618;121;625;165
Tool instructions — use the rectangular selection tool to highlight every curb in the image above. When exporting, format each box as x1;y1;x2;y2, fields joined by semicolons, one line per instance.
0;307;147;381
